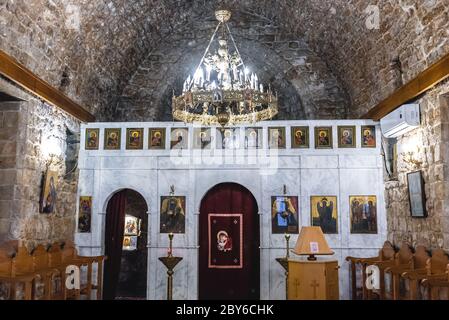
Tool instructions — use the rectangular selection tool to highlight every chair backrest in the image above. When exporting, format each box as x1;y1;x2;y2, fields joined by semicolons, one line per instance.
61;240;78;263
428;249;449;274
397;242;414;265
47;242;63;267
0;246;14;276
413;245;431;269
32;245;49;271
379;241;396;261
12;245;34;275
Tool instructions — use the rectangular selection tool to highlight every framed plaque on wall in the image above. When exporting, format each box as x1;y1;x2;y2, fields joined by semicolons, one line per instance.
407;171;427;218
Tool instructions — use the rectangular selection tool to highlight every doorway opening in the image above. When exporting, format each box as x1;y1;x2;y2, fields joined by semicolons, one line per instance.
103;189;148;300
198;183;260;300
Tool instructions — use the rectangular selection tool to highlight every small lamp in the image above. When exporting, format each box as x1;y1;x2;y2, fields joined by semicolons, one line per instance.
292;226;334;261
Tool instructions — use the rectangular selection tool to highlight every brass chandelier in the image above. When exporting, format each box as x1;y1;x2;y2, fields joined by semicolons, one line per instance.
172;9;278;126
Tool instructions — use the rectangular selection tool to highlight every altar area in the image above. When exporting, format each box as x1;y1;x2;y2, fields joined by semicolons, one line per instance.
75;119;386;300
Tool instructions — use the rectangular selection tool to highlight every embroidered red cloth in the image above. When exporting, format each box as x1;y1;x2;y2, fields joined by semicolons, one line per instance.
208;213;243;269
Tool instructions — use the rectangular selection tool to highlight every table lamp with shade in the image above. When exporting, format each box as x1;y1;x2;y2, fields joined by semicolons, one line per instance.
291;226;334;260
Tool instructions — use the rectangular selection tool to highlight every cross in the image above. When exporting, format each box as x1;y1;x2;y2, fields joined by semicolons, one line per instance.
310;280;320;299
294;279;300;297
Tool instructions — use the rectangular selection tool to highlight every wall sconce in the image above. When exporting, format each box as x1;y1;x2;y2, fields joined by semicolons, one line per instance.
283;184;287;195
42;136;63;168
401;151;423;168
169;185;175;195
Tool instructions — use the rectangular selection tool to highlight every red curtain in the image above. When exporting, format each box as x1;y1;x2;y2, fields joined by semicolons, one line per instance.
103;191;127;300
199;183;260;300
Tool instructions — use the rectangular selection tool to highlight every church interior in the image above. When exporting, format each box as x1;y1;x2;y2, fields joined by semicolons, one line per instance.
1;0;449;302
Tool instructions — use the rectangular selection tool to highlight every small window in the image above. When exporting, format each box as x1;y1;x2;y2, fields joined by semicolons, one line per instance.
64;128;79;179
384;138;398;180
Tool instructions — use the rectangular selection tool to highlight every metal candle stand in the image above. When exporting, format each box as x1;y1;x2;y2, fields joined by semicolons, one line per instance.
158;233;183;300
275;233;291;299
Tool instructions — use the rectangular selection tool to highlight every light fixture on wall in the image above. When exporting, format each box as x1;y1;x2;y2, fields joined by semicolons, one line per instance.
171;8;278;126
42;136;63;168
401;151;423;168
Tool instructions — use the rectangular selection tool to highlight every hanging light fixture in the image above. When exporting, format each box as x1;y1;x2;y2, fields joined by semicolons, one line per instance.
172;9;278;126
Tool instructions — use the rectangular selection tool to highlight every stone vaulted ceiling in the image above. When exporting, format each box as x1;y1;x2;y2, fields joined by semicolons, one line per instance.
1;0;448;120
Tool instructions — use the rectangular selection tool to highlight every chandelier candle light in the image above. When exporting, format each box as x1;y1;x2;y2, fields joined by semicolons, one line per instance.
172;9;278;126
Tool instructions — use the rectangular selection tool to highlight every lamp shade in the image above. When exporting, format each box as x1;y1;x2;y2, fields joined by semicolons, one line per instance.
292;226;334;260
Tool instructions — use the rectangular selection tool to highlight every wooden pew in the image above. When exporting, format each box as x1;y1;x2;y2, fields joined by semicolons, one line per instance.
384;245;430;300
402;249;449;300
0;241;106;300
346;241;396;300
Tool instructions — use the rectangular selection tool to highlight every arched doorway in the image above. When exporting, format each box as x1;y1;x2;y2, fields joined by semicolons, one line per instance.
199;183;260;300
103;189;148;300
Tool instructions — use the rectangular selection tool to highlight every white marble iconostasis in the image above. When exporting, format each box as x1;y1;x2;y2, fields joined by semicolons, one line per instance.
75;120;386;300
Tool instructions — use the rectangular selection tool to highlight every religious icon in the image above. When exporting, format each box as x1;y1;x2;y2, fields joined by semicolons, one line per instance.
40;170;58;214
149;128;165;149
271;196;299;234
170;128;189;149
104;128;121;150
78;196;92;233
124;215;141;236
311;196;338;234
338;126;356;148
315;127;333;149
217;128;240;149
245;127;262;149
217;230;233;252
291;126;309;148
193;128;212;149
123;236;138;251
208;213;243;269
268;127;286;149
160;196;186;233
361;125;376;148
350;196;378;234
85;128;99;150
126;128;143;150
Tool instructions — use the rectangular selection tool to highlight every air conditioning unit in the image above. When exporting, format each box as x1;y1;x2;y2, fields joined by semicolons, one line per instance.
380;104;420;138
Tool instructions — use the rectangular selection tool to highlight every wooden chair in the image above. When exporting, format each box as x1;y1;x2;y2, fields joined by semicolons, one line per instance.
46;242;67;299
402;249;449;300
379;242;414;299
384;245;430;300
422;264;449;300
61;241;107;300
31;244;60;300
346;241;396;300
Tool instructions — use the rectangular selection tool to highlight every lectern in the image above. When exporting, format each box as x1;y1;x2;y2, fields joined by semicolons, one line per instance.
287;226;339;300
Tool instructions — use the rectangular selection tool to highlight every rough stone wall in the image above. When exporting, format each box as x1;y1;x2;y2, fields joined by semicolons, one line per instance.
0;80;80;247
5;1;447;119
0;100;20;242
277;0;449;116
111;11;348;121
386;79;449;250
0;0;202;114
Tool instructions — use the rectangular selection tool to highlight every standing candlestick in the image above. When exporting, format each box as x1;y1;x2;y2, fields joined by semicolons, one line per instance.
159;233;183;300
276;233;291;299
285;233;291;259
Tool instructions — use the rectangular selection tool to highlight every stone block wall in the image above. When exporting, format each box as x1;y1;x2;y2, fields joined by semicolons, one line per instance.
0;101;20;242
110;11;349;122
0;80;80;247
386;79;449;250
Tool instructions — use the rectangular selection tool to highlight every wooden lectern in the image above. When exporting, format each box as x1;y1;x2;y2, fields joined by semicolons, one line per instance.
287;260;339;300
287;226;340;300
